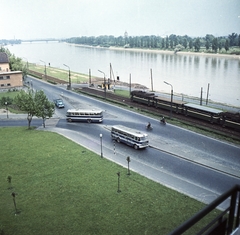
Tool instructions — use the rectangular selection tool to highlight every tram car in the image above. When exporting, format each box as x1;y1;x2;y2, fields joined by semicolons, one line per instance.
130;90;240;131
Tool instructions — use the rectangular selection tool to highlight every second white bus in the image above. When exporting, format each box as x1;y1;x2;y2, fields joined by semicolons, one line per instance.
111;125;149;149
66;109;103;123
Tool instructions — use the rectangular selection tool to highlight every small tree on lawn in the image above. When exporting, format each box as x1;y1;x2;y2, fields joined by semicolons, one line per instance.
14;89;55;129
14;89;36;129
34;90;55;127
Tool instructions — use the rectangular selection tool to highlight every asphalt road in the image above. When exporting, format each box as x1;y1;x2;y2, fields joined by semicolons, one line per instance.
1;76;240;210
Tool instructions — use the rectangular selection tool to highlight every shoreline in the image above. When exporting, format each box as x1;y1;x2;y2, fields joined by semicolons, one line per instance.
109;46;240;59
67;43;240;59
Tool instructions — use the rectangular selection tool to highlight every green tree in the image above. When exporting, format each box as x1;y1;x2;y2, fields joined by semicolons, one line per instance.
205;40;210;50
15;89;35;129
0;47;27;78
166;36;169;49
161;38;165;49
212;38;218;53
174;44;184;53
34;90;55;127
228;33;237;46
194;38;201;52
183;38;188;49
218;40;223;52
205;34;214;44
189;39;193;50
225;39;230;52
14;89;54;129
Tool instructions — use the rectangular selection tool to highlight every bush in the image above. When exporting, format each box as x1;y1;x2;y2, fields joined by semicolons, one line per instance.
0;96;13;106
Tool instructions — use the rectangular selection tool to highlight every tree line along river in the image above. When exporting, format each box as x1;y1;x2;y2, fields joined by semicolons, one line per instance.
6;42;240;108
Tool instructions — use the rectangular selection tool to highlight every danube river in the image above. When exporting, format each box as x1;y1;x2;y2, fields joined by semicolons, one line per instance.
6;42;240;107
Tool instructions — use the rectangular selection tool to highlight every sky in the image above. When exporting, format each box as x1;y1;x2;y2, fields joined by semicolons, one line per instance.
1;0;240;40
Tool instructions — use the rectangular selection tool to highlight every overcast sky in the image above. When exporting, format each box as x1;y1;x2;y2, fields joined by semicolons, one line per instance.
1;0;240;40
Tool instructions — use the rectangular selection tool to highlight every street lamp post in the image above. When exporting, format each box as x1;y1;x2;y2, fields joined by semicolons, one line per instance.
40;60;47;79
117;172;121;193
98;70;106;99
63;64;71;90
5;102;8;118
126;156;131;175
164;81;173;119
100;134;103;158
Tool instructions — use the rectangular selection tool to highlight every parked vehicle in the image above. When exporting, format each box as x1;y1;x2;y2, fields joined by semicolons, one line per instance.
54;99;65;108
111;125;149;149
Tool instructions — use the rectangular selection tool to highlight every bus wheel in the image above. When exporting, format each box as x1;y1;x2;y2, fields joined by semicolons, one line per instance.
68;118;72;122
117;138;120;143
87;119;91;123
134;144;138;150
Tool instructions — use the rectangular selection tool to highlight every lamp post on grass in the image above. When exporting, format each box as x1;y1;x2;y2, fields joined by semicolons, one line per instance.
5;102;8;118
117;172;121;192
98;70;106;99
164;81;173;119
126;156;131;175
63;64;71;90
100;134;103;158
11;192;17;214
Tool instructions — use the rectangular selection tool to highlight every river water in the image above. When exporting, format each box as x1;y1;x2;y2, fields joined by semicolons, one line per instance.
6;42;240;107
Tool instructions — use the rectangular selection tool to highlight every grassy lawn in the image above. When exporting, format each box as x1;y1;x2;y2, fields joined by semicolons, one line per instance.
0;127;219;235
0;91;19;100
27;63;92;84
113;89;130;98
0;91;25;114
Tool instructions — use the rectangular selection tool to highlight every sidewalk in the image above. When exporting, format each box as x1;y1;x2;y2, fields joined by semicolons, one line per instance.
0;111;59;121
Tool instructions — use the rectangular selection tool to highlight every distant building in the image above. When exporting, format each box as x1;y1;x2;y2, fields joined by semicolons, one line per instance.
0;52;23;89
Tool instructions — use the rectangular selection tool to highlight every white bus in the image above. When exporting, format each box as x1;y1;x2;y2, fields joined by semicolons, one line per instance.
66;109;103;123
111;125;149;149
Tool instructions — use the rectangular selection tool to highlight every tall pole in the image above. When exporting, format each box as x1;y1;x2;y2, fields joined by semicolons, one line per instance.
164;81;173;119
129;73;131;95
126;156;131;175
12;192;17;214
100;134;103;158
63;64;71;90
98;70;106;99
89;69;91;86
206;83;210;105
5;102;8;118
150;68;153;91
110;63;116;93
40;60;47;79
200;87;203;105
117;172;121;193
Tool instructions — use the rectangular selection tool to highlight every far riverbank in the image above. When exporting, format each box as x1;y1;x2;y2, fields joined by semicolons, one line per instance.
67;43;240;60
